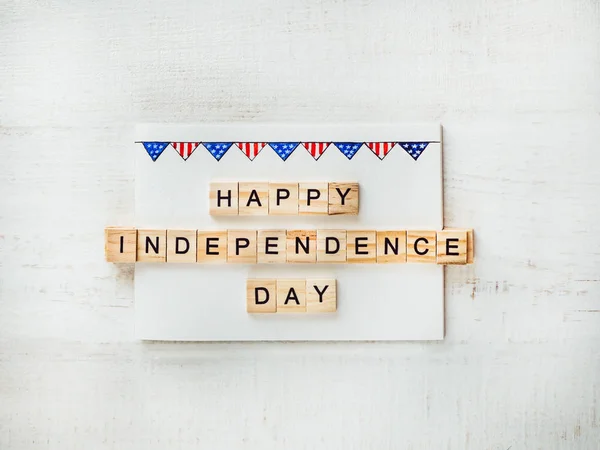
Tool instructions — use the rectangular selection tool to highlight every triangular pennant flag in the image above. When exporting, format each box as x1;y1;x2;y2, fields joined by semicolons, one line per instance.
270;142;299;161
171;142;200;161
366;142;395;160
142;142;169;161
204;142;232;161
333;142;362;160
237;142;266;161
399;142;429;161
303;142;330;161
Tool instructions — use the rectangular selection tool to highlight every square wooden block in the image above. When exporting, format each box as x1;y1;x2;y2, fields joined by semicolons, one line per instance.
257;230;287;264
328;182;359;215
227;230;257;263
347;230;376;263
247;279;277;313
137;229;167;262
166;230;197;263
239;182;269;215
286;230;317;263
105;227;137;263
377;231;407;263
209;182;238;215
406;230;436;263
306;279;336;313
317;230;347;263
197;231;227;263
277;279;306;313
436;229;468;264
269;183;298;215
298;182;328;215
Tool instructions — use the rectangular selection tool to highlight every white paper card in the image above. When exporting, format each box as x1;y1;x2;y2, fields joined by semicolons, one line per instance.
134;124;443;341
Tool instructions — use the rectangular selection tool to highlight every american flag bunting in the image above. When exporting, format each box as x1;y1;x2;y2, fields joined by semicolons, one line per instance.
204;142;232;161
270;142;299;161
366;142;395;160
143;142;170;161
237;142;266;161
333;142;362;160
400;142;429;161
171;142;200;161
303;142;330;161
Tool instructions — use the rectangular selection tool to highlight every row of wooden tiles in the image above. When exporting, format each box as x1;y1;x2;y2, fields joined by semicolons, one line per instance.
105;227;474;264
210;182;359;216
247;279;336;313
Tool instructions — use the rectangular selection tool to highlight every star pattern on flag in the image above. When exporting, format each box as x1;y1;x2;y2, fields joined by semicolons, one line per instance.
333;142;362;160
142;142;169;161
399;142;429;161
270;142;299;161
204;142;232;161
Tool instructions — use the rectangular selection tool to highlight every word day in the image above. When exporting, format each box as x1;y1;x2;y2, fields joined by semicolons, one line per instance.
105;228;474;265
246;279;337;314
210;181;359;215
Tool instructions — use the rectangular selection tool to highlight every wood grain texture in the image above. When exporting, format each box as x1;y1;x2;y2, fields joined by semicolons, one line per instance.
306;279;337;313
166;229;197;263
136;229;167;263
104;227;137;262
2;0;600;448
197;231;228;263
257;229;286;264
346;230;376;263
246;279;277;313
276;279;307;313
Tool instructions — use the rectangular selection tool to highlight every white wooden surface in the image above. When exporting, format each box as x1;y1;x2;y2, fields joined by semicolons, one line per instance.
1;1;599;448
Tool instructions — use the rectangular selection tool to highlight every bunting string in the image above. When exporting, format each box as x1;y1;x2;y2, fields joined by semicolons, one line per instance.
140;140;432;162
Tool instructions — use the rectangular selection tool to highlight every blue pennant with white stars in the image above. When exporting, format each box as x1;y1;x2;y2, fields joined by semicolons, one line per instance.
270;142;299;161
204;142;233;161
399;142;429;161
142;142;170;161
333;142;362;160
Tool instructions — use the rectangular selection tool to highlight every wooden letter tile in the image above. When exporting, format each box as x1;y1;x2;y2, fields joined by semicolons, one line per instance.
257;230;287;264
239;182;269;215
277;279;306;313
317;230;347;263
306;279;336;313
166;230;197;263
328;182;359;215
406;231;436;263
247;279;277;313
209;182;238;215
346;230;376;263
227;230;257;263
376;231;407;263
197;231;228;263
298;182;328;215
137;229;167;262
105;227;137;263
436;230;468;264
286;230;317;263
269;183;298;215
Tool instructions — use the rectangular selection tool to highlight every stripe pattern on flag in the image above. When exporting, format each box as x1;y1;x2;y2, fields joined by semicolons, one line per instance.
171;142;200;160
237;142;266;161
303;142;330;161
270;142;299;161
400;142;429;161
366;142;395;160
204;142;232;161
334;142;362;160
143;142;169;161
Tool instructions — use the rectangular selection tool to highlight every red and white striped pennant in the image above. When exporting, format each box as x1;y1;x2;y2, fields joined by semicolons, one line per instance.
303;142;330;161
237;142;266;161
366;142;395;160
171;142;200;160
